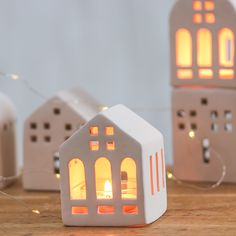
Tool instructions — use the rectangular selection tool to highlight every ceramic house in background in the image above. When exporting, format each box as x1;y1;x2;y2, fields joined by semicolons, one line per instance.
60;104;167;227
23;88;102;191
170;0;236;182
0;93;16;189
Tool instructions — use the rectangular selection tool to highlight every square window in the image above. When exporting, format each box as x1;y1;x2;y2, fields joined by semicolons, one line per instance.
191;123;197;130
44;122;50;129
97;206;114;214
190;110;197;117
225;111;232;120
53;108;60;115
205;13;215;23
177;110;185;117
201;98;208;105
178;123;185;130
65;123;72;131
193;14;202;24
193;1;202;11
105;126;114;136
72;206;88;215
90;126;98;136
90;141;99;151
123;205;138;215
31;135;37;142
225;123;233;132
106;141;115;150
210;111;218;119
44;136;51;142
30;122;37;129
211;123;219;132
205;1;214;10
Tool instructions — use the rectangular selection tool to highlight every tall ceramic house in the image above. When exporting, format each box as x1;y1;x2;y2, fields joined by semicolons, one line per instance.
170;0;236;182
23;88;101;191
60;104;167;226
0;93;16;189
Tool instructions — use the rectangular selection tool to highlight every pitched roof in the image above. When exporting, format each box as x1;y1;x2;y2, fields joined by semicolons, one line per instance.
100;104;163;145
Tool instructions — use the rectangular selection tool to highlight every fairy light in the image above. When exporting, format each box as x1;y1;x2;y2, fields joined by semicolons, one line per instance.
189;130;195;139
101;106;108;111
55;174;60;179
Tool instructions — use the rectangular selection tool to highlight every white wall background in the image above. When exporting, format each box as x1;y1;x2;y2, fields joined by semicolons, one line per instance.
0;0;175;167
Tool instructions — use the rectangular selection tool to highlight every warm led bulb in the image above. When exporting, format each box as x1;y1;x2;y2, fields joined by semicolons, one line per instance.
167;172;173;179
189;130;195;139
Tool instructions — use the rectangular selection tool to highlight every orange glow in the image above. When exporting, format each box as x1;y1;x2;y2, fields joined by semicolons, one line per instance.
97;206;114;214
149;155;154;195
90;141;99;151
69;159;86;200
176;29;192;67
205;13;215;23
219;69;234;80
123;205;138;215
121;158;137;199
193;1;202;10
90;126;98;136
95;157;113;199
199;69;213;79
197;29;212;67
219;28;234;67
155;152;160;192
193;14;202;23
106;141;115;150
161;149;165;189
205;1;214;10
105;126;114;135
177;69;193;79
72;206;88;215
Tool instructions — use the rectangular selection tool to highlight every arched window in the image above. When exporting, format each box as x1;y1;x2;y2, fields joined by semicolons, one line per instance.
120;158;137;199
218;28;234;79
176;29;193;79
95;157;113;199
69;158;86;200
197;29;213;79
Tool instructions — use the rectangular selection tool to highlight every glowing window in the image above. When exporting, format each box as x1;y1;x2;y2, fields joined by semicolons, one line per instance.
161;149;165;189
69;158;86;200
106;141;115;150
120;158;137;199
205;1;214;10
90;141;99;151
219;28;234;67
205;13;215;23
155;152;160;192
105;126;114;136
72;206;88;215
219;69;234;80
193;14;202;23
123;205;138;215
95;157;113;199
177;69;193;79
176;29;192;67
197;29;212;67
193;1;202;10
90;127;98;136
97;205;114;214
199;69;213;79
149;155;154;195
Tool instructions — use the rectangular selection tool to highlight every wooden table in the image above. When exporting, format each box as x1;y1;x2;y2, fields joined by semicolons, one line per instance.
0;177;236;236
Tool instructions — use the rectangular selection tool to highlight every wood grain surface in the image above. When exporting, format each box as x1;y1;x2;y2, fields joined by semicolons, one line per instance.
0;176;236;236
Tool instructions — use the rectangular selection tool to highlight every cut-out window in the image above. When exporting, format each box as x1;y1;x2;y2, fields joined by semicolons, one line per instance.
30;123;37;129
90;141;99;151
53;108;61;115
176;29;192;68
105;126;114;136
211;123;219;132
72;206;88;215
178;123;185;130
211;111;218;119
205;14;215;24
106;141;115;151
69;158;86;200
44;136;51;142
199;69;213;79
197;29;212;67
177;110;185;117
65;136;70;141
44;122;50;129
225;123;233;132
30;135;37;142
65;123;72;131
201;98;208;105
97;206;114;214
219;28;234;68
149;155;154;195
193;14;202;23
120;158;137;199
177;69;193;80
161;149;165;189
95;157;113;199
204;1;214;10
155;152;160;192
53;152;60;176
191;123;197;130
225;111;232;120
193;1;202;11
202;138;210;164
90;127;98;136
190;110;197;117
123;205;138;215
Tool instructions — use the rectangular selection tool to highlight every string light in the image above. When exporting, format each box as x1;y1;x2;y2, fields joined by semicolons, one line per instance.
189;130;195;139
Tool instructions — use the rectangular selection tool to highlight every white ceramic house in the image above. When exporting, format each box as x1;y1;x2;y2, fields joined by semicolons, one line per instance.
0;93;16;189
170;0;236;182
60;104;167;227
23;88;101;191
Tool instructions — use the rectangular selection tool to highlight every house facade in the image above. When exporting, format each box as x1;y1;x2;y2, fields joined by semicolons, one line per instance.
23;88;101;190
60;104;167;226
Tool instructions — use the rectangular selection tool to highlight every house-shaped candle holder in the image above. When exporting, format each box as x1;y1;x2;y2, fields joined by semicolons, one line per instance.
0;93;16;189
23;88;101;191
59;104;167;226
170;0;236;182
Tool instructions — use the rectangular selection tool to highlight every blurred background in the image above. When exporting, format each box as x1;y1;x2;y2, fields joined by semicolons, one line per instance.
0;0;175;167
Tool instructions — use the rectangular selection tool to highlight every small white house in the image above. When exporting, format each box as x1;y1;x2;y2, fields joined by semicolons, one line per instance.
60;104;167;227
23;88;101;191
0;93;16;189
